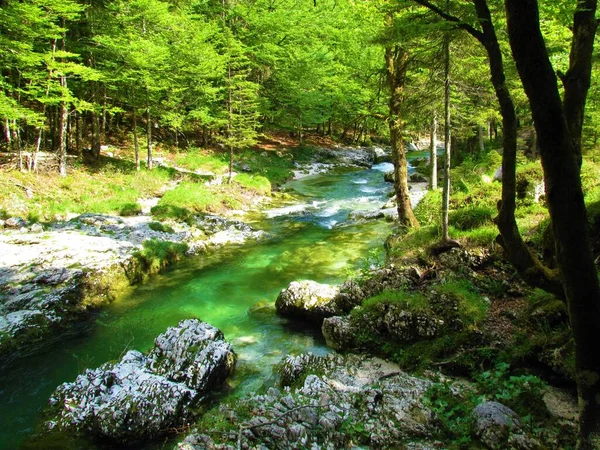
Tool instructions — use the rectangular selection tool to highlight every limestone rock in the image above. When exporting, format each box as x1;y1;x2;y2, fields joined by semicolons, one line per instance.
373;146;392;163
179;354;434;449
410;173;428;183
384;170;395;183
48;319;235;443
347;210;385;222
473;401;538;450
275;280;341;323
149;319;235;393
5;217;28;229
321;315;355;351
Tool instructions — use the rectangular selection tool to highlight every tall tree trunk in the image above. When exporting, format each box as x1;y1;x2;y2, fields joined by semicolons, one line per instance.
11;120;22;171
441;32;451;242
75;111;82;156
91;111;101;160
478;125;485;154
4;118;11;148
505;2;600;448
101;87;107;142
385;44;419;229
133;104;140;171
146;89;152;170
57;69;68;177
227;64;233;183
429;112;438;190
58;86;68;176
472;0;562;296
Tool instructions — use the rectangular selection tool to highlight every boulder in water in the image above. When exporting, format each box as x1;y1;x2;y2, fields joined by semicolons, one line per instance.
47;319;235;443
275;280;341;324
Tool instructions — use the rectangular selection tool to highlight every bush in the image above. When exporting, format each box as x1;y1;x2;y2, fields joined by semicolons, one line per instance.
119;202;142;216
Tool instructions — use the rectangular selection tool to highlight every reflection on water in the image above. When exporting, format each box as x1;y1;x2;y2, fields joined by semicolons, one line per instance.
0;162;404;450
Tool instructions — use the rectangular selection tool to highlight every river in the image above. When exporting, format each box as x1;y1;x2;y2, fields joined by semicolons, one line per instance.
0;160;409;450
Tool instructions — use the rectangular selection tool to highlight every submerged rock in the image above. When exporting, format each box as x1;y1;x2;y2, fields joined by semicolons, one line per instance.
275;280;342;324
47;319;235;443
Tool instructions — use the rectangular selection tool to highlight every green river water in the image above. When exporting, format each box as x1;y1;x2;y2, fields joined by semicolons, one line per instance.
0;162;402;450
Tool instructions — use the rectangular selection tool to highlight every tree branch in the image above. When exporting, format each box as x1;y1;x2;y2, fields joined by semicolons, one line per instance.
409;0;485;43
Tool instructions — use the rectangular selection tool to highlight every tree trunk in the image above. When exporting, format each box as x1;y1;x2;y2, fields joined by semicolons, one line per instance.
91;111;101;160
4;118;10;148
133;105;140;171
75;112;82;156
11;120;22;171
441;31;451;242
385;44;419;229
430;112;438;190
146;90;152;170
471;0;563;296
478;125;485;154
505;1;600;448
58;75;68;177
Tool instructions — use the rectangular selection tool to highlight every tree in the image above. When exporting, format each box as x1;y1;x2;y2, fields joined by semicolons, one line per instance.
441;22;451;242
220;31;260;182
504;1;600;447
407;0;600;446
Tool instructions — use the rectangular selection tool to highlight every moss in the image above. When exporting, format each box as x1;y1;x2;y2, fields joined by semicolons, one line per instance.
434;279;488;327
79;264;132;308
130;239;189;282
148;221;175;233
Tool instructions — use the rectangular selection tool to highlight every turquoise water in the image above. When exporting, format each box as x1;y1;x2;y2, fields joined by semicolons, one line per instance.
0;163;396;450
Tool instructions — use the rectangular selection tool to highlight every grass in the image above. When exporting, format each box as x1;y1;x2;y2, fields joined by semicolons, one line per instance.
233;173;271;195
0;161;173;221
361;288;430;313
151;182;242;221
172;149;229;173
